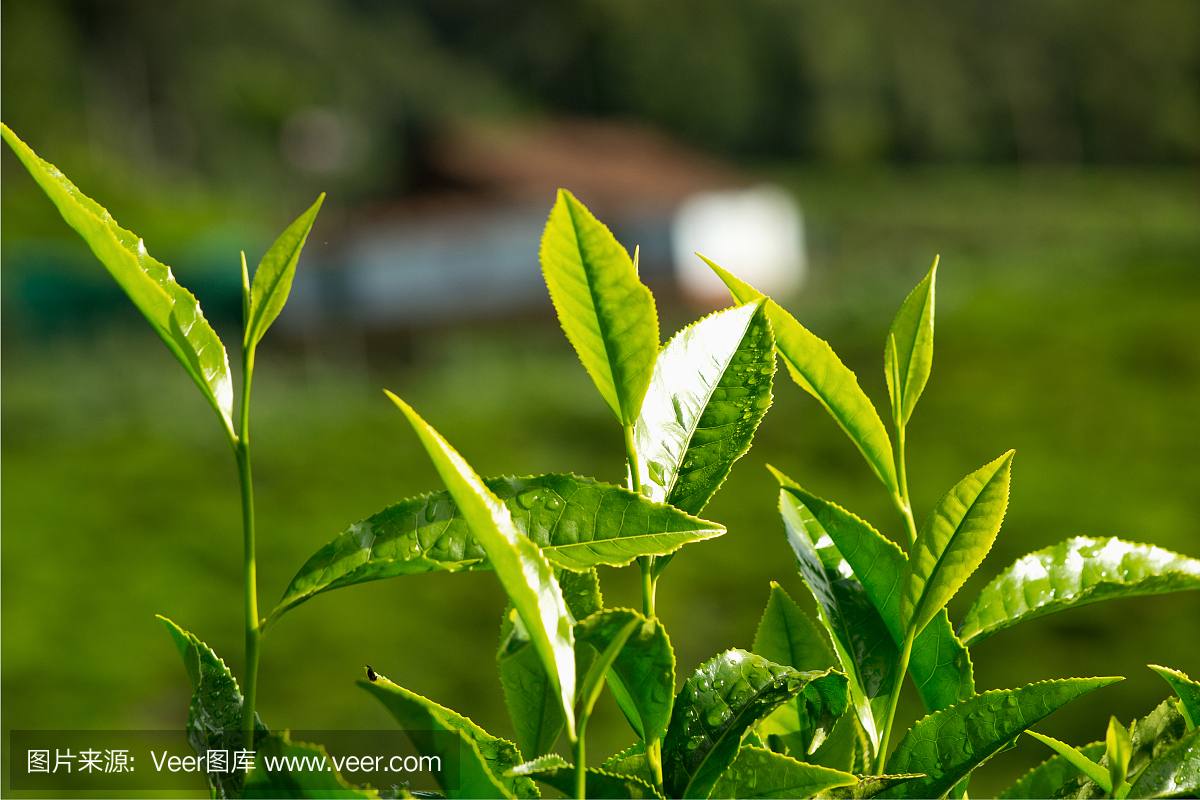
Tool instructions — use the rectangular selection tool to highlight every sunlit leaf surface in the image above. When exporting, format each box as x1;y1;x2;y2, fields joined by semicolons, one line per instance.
636;300;774;515
879;677;1122;799
540;189;658;424
959;537;1200;646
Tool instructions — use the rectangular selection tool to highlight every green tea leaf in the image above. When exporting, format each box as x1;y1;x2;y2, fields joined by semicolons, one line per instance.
540;189;658;425
753;582;837;674
577;609;675;747
771;472;975;714
1108;717;1134;798
508;757;662;799
997;741;1104;800
884;260;936;427
245;195;324;350
663;650;844;799
601;741;653;784
389;394;577;738
959;538;1200;646
705;256;897;496
751;581;845;761
271;473;720;623
901;450;1014;637
360;669;535;799
805;712;860;772
578;615;640;724
635;300;774;516
498;607;564;759
157;615;268;798
1059;698;1193;799
779;488;899;753
879;677;1122;799
560;567;604;620
243;732;378;798
1148;665;1200;730
1025;731;1112;793
1127;725;1200;799
709;745;857;799
2;124;235;440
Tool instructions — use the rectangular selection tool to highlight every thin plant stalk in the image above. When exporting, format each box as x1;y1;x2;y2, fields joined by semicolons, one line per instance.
573;735;586;800
623;423;656;618
875;626;916;774
877;386;918;768
238;263;262;748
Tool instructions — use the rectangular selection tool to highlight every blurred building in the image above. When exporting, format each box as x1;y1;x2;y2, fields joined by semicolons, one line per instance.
280;118;805;335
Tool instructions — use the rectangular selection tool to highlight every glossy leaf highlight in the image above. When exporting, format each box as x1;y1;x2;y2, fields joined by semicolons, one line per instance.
884;260;936;427
1127;726;1200;799
706;256;898;496
959;537;1200;646
902;450;1014;637
879;676;1122;799
245;195;324;349
157;615;268;798
635;300;774;515
663;649;845;799
2;124;235;439
272;474;721;622
540;189;658;424
389;394;577;737
780;487;898;752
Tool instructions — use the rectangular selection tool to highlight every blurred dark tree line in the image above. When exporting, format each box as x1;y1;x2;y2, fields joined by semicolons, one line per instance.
3;0;1198;204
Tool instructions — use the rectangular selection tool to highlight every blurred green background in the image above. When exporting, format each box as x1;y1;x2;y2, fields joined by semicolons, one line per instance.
3;1;1200;797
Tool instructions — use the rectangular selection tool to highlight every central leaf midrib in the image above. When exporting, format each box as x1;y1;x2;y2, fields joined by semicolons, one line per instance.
913;470;1000;627
565;200;632;417
666;320;754;503
683;676;789;797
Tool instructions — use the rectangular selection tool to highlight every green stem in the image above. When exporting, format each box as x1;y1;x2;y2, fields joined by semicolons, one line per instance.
623;423;657;617
894;423;918;548
573;734;586;800
875;625;916;774
238;344;261;749
639;557;655;618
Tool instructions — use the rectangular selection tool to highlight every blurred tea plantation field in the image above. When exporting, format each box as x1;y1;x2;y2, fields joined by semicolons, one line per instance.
3;167;1199;796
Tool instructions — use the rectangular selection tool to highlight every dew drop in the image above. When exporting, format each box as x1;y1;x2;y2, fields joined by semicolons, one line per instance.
516;488;542;509
545;494;563;511
425;503;438;523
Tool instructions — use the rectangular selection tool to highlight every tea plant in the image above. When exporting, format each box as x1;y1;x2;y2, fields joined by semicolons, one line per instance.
5;121;1199;799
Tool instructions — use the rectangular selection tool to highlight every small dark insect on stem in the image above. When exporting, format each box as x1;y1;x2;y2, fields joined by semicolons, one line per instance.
366;665;379;682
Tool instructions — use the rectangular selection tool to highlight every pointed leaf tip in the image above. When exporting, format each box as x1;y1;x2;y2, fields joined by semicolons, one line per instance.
902;450;1014;638
386;392;577;738
540;189;658;425
704;256;899;497
246;193;325;348
2;124;236;440
885;258;937;427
